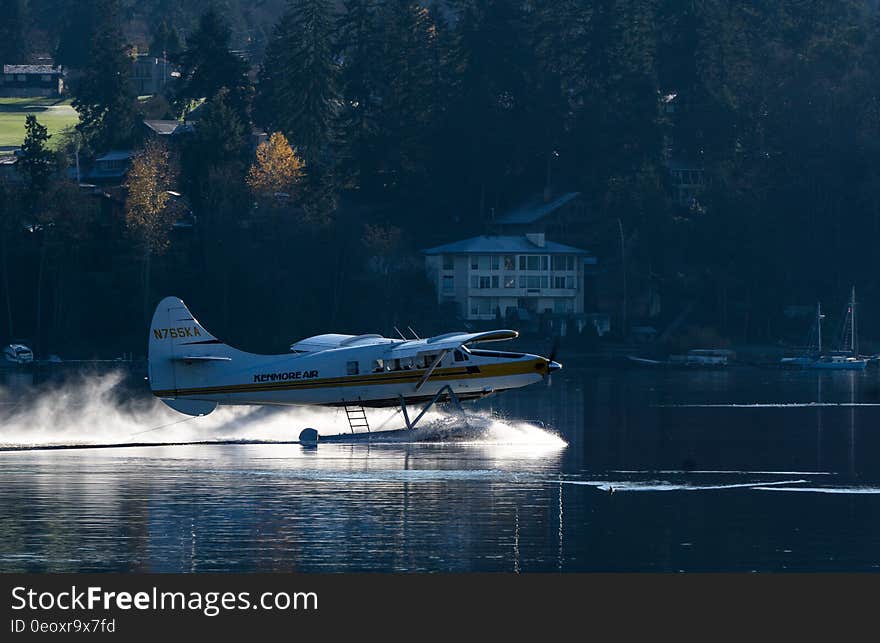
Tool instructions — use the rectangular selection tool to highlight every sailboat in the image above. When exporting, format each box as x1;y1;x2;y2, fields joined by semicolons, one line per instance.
781;288;868;370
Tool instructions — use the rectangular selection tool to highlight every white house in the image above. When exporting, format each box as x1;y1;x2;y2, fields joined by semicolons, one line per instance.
423;232;597;322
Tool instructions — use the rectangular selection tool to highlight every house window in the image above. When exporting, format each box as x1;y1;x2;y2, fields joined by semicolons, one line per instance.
519;255;547;271
491;275;499;288
503;255;515;270
442;275;454;292
346;361;359;375
471;256;491;271
479;276;491;289
17;75;26;81
551;255;575;271
519;276;543;289
442;255;454;270
471;275;478;288
504;275;516;288
566;275;575;289
490;255;500;270
553;276;566;289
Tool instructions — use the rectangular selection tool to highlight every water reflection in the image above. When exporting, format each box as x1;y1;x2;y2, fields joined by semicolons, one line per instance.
1;365;879;572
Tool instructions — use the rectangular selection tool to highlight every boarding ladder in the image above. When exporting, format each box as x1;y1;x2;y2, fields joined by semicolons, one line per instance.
343;402;371;434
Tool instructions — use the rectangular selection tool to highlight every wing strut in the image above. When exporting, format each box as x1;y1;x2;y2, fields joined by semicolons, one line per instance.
415;349;448;392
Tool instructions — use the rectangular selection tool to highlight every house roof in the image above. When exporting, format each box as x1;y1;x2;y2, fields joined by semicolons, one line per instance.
422;235;595;260
3;65;61;75
495;191;580;225
143;119;193;136
143;120;180;135
94;150;133;163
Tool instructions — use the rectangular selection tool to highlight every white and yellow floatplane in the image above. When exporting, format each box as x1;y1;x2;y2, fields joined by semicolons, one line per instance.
148;296;561;441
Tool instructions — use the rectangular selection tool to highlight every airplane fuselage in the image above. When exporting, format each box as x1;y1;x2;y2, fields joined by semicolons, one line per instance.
153;344;549;408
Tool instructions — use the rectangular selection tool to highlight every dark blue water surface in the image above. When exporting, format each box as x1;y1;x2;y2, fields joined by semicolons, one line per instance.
1;365;879;572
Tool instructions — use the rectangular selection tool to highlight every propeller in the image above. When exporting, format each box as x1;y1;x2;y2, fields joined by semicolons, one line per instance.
545;336;562;387
548;336;560;364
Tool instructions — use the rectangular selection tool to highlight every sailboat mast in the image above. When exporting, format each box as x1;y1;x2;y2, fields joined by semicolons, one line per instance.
817;302;822;355
851;286;858;356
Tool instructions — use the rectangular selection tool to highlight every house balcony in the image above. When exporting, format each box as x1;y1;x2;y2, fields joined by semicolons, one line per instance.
466;287;578;298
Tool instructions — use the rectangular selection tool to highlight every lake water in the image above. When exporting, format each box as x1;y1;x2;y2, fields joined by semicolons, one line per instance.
1;364;879;572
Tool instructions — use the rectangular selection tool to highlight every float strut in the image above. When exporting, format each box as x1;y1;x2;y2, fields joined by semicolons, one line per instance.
399;395;413;430
400;385;464;431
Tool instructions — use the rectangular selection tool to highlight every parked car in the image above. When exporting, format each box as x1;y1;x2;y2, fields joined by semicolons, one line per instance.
3;343;34;364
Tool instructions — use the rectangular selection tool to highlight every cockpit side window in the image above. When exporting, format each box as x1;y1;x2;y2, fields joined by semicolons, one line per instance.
453;349;469;362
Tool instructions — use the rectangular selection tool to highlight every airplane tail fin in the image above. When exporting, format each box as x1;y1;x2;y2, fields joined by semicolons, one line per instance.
148;296;226;416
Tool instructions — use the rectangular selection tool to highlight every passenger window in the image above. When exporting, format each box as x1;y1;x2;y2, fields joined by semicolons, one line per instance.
373;359;384;372
346;361;359;375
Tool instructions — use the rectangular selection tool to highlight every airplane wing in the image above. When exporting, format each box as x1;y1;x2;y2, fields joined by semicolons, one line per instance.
290;333;394;354
423;329;518;351
411;330;518;392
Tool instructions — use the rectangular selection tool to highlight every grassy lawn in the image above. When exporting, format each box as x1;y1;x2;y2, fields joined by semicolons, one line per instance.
0;97;79;152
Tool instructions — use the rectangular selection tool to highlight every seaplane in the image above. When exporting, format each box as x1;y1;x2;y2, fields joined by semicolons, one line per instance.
148;296;561;440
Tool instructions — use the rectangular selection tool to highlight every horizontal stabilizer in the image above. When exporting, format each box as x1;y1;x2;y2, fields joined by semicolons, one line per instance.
160;398;217;416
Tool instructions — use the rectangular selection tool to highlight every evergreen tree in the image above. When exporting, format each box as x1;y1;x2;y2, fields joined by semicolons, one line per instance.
0;0;30;64
444;0;541;219
149;19;182;58
70;1;137;151
179;87;250;213
16;115;55;212
54;0;99;69
255;0;338;165
335;0;383;191
173;7;252;120
373;0;441;194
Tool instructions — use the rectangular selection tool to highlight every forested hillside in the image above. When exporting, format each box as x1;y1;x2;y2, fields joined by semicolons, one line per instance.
1;1;880;357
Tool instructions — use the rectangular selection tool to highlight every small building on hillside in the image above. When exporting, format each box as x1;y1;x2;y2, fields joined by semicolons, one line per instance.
667;158;705;207
85;150;133;184
0;65;64;97
0;155;19;181
423;233;598;323
131;55;176;96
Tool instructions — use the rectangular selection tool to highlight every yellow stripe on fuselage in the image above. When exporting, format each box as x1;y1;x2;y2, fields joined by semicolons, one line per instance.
153;359;544;398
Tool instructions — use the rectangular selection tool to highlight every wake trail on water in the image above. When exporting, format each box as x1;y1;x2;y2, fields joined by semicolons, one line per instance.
0;371;565;449
560;478;808;492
